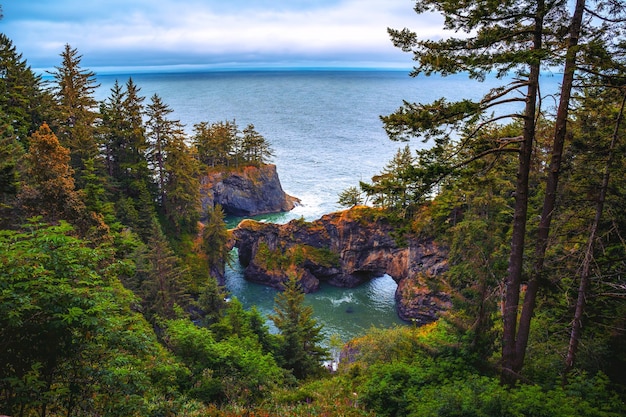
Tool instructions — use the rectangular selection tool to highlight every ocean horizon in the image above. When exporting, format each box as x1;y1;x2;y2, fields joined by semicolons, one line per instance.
81;68;565;341
88;68;561;224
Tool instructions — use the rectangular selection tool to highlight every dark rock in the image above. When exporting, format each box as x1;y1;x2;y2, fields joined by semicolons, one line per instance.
200;164;299;218
231;206;451;323
395;274;452;324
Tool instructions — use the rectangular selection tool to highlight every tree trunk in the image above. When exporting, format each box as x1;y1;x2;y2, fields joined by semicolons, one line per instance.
513;0;586;374
501;54;542;386
564;91;625;374
501;0;546;385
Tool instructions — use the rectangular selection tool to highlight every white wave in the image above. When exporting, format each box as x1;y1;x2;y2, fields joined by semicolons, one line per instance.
330;293;356;306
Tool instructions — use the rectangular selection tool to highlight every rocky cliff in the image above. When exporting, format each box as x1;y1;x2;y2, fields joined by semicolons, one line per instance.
231;206;451;323
200;164;299;218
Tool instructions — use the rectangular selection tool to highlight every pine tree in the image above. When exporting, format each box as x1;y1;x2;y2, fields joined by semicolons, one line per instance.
100;78;157;238
382;0;626;383
49;44;100;187
17;123;109;239
0;34;51;226
163;130;201;234
197;275;228;327
17;123;82;223
0;33;51;141
122;78;152;195
146;94;183;210
201;204;229;282
562;86;626;375
135;220;192;321
99;80;126;178
269;274;328;379
192;120;238;168
361;145;417;216
0;121;23;227
337;186;364;208
240;123;274;166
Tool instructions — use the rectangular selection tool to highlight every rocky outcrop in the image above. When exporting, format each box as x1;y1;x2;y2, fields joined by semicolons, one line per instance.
231;206;451;323
200;164;299;218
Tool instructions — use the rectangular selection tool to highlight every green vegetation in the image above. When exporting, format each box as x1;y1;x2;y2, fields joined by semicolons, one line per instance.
354;0;626;387
269;275;328;380
193;119;274;169
255;241;339;271
2;1;626;415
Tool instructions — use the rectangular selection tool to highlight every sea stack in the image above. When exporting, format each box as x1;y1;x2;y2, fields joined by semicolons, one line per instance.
199;163;299;218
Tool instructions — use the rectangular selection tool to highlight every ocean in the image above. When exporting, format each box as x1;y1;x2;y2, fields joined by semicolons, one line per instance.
95;69;562;342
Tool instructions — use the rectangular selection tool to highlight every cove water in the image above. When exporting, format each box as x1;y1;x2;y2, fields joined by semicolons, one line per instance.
95;69;561;342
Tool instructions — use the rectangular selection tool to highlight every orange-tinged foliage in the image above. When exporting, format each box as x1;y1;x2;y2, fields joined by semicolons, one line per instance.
237;218;267;231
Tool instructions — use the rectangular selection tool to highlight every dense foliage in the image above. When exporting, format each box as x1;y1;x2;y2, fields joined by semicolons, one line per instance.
1;0;626;414
353;0;626;387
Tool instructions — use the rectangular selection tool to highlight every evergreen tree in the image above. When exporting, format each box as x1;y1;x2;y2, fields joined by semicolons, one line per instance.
441;128;518;362
49;44;100;187
211;297;255;340
201;204;229;281
17;123;83;223
99;79;126;179
163;130;201;234
240;123;274;166
145;94;183;210
0;34;52;226
269;274;328;379
0;33;51;141
337;186;364;208
0;121;23;227
81;157;111;218
17;123;109;239
193;120;273;168
100;78;153;199
100;78;157;238
561;86;626;376
361;145;417;217
122;78;152;195
381;0;626;383
135;220;192;321
192;119;238;168
0;221;185;417
197;275;228;327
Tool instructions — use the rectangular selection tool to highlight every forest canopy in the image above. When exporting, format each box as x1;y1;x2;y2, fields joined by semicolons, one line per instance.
2;0;626;415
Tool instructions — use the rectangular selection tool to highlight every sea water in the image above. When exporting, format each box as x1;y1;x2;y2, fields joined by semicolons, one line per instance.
94;69;561;342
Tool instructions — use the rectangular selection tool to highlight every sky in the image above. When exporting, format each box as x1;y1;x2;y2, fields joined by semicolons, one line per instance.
0;0;444;72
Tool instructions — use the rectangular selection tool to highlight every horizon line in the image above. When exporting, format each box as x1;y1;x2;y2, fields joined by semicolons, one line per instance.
34;63;415;77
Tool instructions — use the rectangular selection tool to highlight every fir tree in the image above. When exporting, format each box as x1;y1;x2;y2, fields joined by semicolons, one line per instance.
17;123;83;223
145;94;183;210
0;121;23;227
135;220;192;321
270;274;328;379
192;119;238;168
0;33;51;141
201;204;229;281
17;123;109;239
240;123;274;166
361;145;417;216
49;44;100;187
382;0;626;383
163;130;200;234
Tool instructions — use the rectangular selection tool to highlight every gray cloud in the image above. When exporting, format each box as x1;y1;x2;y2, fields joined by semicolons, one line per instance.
2;0;444;70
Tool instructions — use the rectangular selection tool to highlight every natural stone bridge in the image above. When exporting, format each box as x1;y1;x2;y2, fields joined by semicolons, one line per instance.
230;206;451;323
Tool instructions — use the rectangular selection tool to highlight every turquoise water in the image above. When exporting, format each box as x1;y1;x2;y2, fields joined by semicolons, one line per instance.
94;70;561;342
224;250;406;343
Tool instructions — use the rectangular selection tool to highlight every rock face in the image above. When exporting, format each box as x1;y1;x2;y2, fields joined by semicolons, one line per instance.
200;164;299;218
231;206;451;323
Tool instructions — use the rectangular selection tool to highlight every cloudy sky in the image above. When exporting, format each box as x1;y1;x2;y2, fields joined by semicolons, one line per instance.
1;0;443;71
